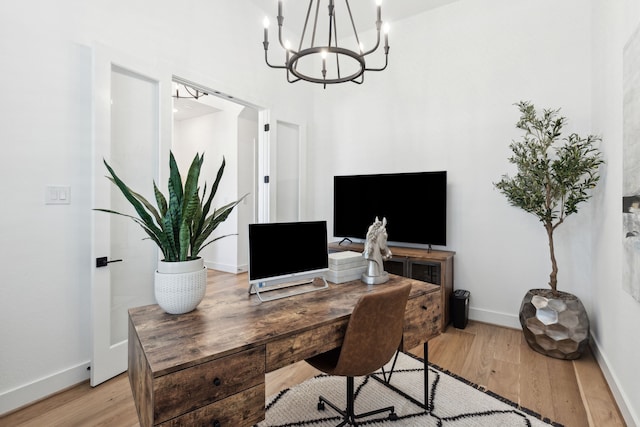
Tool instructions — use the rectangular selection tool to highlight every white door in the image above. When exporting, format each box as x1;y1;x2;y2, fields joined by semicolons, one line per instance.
91;45;171;386
262;118;306;223
275;121;301;222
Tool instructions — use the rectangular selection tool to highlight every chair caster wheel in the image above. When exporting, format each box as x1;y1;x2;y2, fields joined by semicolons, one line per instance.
317;401;325;411
389;412;398;421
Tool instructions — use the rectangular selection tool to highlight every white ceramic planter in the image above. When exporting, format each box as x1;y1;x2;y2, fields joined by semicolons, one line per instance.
155;258;207;314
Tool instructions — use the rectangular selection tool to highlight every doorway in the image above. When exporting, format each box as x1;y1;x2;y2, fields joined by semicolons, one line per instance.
171;79;259;272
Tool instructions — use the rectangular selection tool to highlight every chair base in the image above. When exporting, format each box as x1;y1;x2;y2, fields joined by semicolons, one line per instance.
316;377;398;426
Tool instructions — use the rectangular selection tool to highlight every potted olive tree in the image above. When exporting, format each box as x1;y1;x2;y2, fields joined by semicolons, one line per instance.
494;101;604;359
96;151;246;314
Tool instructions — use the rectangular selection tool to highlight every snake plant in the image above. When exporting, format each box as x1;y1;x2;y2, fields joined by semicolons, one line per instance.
96;151;246;262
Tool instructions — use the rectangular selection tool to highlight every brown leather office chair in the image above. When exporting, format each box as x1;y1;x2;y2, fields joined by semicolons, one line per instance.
305;283;412;426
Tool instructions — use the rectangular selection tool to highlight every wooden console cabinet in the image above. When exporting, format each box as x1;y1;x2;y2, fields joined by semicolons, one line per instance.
329;242;455;331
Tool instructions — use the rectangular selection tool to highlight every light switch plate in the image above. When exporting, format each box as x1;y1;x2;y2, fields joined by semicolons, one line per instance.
45;186;71;205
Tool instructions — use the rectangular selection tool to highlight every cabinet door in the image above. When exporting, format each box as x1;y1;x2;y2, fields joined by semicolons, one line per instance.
383;256;407;276
409;260;441;285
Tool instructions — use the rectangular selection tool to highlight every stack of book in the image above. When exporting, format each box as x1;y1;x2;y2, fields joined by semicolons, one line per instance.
326;250;367;284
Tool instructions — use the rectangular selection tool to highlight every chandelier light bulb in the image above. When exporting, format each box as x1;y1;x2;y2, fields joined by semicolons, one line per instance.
321;50;327;79
376;0;382;5
383;23;390;48
285;40;291;51
263;17;269;44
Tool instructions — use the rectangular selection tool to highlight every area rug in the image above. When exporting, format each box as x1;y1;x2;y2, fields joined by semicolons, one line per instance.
257;352;563;427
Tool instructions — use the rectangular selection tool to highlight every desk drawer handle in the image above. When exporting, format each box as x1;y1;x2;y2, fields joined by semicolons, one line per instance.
212;420;221;427
213;377;222;386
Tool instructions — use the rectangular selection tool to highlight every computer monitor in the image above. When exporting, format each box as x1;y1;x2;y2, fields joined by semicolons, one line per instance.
248;221;329;301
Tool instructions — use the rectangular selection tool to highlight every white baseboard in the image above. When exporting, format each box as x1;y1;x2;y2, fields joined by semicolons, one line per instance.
468;306;520;329
204;261;237;273
589;335;639;427
0;360;90;416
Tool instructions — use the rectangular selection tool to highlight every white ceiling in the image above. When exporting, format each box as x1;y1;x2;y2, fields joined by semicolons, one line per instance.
250;0;459;35
173;96;222;121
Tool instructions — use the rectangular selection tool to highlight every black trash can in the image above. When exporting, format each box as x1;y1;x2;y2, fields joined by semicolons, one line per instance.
451;289;470;329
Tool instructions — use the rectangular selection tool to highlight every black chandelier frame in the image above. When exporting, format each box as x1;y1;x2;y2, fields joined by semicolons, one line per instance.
262;0;390;87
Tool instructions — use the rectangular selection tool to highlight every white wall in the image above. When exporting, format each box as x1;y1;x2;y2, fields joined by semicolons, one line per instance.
310;0;637;423
590;0;640;424
312;0;592;327
0;0;314;415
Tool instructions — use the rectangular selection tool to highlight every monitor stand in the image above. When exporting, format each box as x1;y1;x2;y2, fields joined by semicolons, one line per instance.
338;237;353;246
248;276;329;302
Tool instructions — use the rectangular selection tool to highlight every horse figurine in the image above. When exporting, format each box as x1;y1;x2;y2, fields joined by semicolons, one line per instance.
361;217;392;285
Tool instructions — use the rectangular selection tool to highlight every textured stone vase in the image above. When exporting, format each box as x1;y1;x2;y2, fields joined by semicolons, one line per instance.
519;289;589;360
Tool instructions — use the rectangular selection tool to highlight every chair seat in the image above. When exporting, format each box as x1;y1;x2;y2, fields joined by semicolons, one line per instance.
306;347;341;374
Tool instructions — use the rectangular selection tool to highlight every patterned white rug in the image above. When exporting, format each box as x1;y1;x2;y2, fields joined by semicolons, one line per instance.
258;351;563;427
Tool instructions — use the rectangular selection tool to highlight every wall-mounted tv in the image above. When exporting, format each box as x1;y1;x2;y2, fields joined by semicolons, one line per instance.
334;171;447;247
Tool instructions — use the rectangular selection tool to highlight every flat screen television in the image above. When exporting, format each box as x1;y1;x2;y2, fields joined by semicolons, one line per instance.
333;171;447;247
248;221;329;288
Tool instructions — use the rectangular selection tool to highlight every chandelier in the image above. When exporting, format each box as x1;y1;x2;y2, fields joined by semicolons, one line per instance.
262;0;390;88
172;83;208;100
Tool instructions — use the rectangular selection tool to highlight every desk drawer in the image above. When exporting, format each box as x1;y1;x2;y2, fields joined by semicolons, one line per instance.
154;346;265;423
402;291;441;351
159;383;265;427
266;319;349;371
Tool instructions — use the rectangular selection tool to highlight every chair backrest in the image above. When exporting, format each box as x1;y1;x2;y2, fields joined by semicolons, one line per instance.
332;283;412;377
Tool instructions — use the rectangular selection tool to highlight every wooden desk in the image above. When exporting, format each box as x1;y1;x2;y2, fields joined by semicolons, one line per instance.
128;273;442;426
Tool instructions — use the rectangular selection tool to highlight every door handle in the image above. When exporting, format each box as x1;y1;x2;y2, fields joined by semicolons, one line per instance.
96;257;123;268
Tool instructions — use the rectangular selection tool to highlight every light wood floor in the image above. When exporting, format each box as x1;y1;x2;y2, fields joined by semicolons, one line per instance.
1;321;625;427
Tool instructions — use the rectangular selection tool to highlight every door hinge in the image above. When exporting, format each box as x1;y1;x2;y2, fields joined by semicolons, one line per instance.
264;176;270;184
264;123;270;132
